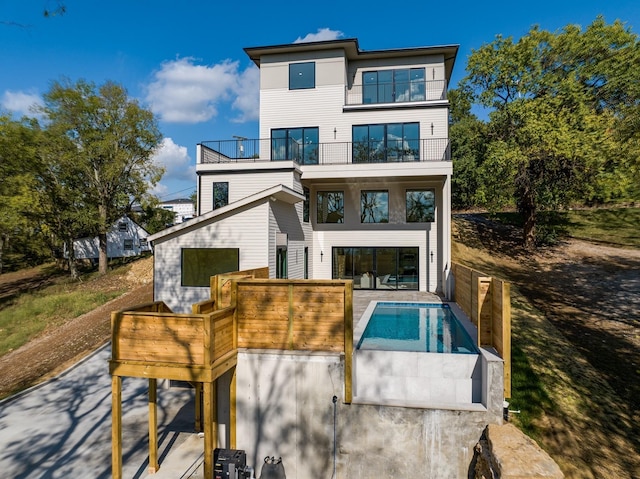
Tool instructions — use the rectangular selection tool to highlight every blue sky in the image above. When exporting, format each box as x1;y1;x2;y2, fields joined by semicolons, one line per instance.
1;1;639;200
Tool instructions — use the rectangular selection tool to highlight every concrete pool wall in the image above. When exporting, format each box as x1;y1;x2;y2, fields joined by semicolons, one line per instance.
233;348;504;479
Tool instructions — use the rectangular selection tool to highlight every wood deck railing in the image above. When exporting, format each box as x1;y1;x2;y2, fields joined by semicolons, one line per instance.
451;262;511;398
110;271;353;479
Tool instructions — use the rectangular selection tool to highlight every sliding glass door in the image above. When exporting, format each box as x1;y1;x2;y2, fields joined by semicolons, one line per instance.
332;247;418;290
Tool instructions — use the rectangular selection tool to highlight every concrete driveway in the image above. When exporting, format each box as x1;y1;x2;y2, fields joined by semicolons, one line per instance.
0;344;200;478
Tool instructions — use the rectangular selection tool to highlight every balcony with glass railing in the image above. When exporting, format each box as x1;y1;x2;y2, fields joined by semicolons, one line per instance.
199;138;450;165
345;79;447;106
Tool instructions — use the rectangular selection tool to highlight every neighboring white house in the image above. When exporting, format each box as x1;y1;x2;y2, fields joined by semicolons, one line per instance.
149;38;457;312
159;198;195;224
72;216;152;260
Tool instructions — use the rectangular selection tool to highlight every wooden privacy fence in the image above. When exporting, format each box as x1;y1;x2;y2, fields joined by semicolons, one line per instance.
110;272;353;479
451;262;511;398
211;266;269;308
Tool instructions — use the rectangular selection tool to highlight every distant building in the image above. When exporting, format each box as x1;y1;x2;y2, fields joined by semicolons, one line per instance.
160;198;195;224
71;216;152;260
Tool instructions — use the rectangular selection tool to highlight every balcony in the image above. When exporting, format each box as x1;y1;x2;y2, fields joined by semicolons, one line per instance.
199;138;450;165
345;79;447;106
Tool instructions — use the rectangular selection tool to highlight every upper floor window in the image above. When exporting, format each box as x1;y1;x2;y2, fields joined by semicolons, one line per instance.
117;222;127;232
353;122;419;163
213;182;229;210
406;189;435;222
361;190;389;223
317;191;344;223
363;68;425;104
289;62;315;90
271;127;318;164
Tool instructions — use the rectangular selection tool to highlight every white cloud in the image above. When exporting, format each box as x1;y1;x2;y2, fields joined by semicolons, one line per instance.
145;57;259;124
1;90;43;116
152;137;195;183
294;28;344;44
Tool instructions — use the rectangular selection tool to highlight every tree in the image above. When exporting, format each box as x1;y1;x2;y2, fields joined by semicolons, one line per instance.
460;17;640;247
31;123;98;279
449;88;489;209
0;116;38;273
40;80;163;274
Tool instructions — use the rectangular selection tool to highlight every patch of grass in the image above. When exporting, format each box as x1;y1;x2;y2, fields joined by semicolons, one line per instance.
486;207;640;248
559;208;640;248
0;287;122;357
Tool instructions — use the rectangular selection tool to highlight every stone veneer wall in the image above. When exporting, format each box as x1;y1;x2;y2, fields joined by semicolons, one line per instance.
473;423;564;478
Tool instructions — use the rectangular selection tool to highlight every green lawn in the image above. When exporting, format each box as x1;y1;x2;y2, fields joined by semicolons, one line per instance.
489;207;640;248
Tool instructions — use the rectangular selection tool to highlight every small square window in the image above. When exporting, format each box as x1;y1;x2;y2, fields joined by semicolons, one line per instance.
118;222;127;232
406;189;435;222
123;239;134;250
317;191;344;223
289;62;315;90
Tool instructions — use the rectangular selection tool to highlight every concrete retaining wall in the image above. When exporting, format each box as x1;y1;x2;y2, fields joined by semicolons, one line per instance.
234;350;504;479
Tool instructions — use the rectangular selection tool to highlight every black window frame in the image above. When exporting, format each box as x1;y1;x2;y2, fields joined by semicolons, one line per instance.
406;189;436;223
271;127;319;164
352;122;419;163
213;182;229;210
289;62;315;90
360;190;389;223
363;67;425;104
316;191;344;224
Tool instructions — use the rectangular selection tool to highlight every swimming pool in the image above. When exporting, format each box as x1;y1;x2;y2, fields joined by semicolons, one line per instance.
357;302;478;354
353;301;483;406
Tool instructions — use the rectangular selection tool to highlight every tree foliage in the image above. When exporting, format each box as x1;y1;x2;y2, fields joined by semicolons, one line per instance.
457;17;640;247
39;80;163;274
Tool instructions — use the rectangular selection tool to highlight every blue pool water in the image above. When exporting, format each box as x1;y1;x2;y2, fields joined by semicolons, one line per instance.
357;302;479;354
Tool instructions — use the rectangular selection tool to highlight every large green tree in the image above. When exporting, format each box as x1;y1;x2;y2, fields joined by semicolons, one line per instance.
0;115;39;273
40;80;163;274
459;17;640;247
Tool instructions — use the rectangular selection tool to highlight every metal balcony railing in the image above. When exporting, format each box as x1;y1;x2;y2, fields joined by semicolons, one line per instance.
345;79;447;105
199;138;451;165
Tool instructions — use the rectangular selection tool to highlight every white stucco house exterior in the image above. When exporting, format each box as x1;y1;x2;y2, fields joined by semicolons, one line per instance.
71;215;151;261
149;38;458;312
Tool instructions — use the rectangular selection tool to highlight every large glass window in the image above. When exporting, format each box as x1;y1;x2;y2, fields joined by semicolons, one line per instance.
332;247;419;290
181;248;239;287
289;62;315;90
363;68;425;104
317;191;344;223
213;182;228;210
360;190;389;223
271;127;318;164
353;123;419;163
406;189;435;222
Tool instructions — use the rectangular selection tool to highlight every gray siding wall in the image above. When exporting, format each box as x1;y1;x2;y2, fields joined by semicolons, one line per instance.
309;179;443;292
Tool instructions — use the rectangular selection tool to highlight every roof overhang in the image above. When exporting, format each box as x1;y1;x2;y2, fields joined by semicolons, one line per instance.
148;184;304;243
244;38;459;81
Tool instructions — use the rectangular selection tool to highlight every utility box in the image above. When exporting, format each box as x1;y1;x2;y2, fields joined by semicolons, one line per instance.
214;448;247;479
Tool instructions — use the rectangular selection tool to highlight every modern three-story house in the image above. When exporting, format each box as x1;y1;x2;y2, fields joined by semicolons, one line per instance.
149;38;458;312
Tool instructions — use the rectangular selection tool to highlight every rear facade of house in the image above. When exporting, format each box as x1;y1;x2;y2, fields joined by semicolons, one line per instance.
151;38;457;312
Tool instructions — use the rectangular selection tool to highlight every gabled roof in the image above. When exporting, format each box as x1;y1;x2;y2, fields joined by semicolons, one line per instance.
148;184;304;243
244;38;459;81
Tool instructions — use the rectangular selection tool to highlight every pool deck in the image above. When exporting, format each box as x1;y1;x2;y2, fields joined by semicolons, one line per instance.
353;290;443;327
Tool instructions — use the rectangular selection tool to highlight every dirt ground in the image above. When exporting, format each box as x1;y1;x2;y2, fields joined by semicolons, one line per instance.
0;258;153;399
453;215;640;478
